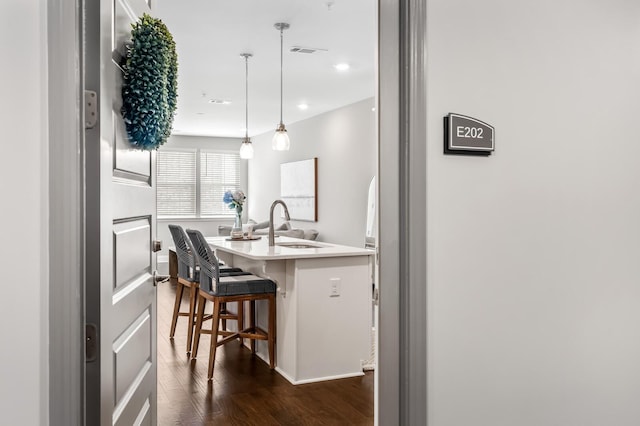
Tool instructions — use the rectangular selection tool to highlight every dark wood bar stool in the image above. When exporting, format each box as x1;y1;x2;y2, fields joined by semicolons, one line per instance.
186;228;277;379
167;224;245;354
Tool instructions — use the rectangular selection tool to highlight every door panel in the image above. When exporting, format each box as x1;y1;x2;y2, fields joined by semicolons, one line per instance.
115;114;151;177
113;0;137;56
85;0;157;424
113;310;152;403
114;218;152;290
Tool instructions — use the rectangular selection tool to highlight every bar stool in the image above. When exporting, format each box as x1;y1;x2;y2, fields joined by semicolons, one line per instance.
168;224;246;354
186;228;277;379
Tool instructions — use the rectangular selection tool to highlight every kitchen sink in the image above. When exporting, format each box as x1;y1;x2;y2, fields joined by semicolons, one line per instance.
276;242;322;249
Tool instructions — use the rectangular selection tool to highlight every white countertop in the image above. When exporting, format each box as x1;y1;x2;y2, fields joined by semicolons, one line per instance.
205;236;373;261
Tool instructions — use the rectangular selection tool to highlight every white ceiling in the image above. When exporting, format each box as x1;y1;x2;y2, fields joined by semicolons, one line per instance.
155;0;376;138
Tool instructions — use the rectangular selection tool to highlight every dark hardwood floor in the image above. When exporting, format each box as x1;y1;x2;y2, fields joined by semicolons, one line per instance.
157;279;374;425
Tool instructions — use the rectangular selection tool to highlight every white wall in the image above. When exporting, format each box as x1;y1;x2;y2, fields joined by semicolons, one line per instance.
156;134;248;269
248;98;376;247
0;1;48;425
426;1;640;425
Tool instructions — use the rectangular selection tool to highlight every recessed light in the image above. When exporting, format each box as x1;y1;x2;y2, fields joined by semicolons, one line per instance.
334;63;350;72
208;99;231;105
297;103;309;110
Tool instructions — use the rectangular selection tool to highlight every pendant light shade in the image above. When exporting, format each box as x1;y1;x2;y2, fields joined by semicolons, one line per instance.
239;139;254;159
272;22;290;151
272;123;290;151
239;53;254;159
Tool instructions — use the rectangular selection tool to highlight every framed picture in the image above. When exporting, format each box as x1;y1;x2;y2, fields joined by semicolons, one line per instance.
280;158;318;221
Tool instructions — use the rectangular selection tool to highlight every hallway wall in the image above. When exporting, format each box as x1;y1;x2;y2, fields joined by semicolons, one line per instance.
0;1;48;425
425;1;640;425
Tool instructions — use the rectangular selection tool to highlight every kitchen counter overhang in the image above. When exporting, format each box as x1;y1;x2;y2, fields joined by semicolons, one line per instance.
204;235;373;261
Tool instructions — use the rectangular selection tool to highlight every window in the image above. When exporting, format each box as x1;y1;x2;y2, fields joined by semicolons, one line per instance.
200;151;240;216
157;150;197;217
157;149;241;218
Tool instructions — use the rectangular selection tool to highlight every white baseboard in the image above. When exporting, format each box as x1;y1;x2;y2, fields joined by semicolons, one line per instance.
275;368;365;385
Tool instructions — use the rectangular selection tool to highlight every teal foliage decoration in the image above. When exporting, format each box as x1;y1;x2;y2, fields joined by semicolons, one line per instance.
121;14;178;150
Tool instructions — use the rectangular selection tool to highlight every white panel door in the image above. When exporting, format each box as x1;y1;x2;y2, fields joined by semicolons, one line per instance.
84;0;158;424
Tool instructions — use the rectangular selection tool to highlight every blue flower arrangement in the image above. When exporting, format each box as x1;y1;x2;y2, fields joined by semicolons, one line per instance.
223;190;246;215
121;14;178;150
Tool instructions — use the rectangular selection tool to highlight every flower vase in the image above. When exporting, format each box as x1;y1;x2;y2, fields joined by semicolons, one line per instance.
231;211;243;239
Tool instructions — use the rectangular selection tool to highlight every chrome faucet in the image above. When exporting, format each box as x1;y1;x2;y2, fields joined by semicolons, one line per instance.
269;199;291;246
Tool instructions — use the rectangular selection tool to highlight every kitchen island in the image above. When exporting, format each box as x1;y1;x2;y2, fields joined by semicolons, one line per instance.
206;235;374;385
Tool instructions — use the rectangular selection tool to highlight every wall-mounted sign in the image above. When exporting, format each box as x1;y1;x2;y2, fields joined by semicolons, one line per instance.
444;113;495;156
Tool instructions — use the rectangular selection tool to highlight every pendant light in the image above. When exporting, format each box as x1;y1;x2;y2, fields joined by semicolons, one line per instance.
272;22;290;151
239;53;254;159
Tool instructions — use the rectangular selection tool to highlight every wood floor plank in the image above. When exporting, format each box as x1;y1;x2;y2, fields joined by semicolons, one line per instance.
158;281;374;425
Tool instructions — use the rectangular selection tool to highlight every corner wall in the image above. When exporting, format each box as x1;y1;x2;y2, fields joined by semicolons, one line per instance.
426;1;640;425
248;98;376;247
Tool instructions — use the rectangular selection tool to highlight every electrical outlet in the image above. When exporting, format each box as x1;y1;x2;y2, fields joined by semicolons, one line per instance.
329;278;341;297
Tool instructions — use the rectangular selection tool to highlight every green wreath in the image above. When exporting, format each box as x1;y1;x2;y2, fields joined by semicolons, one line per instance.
121;14;178;150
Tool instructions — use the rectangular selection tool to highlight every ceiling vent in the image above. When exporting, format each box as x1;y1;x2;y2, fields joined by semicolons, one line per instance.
290;46;328;54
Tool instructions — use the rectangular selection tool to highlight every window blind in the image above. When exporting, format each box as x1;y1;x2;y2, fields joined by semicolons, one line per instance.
156;149;241;218
157;150;197;217
200;151;241;216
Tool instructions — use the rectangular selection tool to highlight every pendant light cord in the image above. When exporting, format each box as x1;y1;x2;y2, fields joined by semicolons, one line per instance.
245;54;249;139
279;27;284;126
239;53;253;159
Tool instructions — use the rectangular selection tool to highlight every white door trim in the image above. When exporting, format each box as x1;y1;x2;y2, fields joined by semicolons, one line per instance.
47;0;85;424
377;0;401;423
398;0;428;423
378;0;428;424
